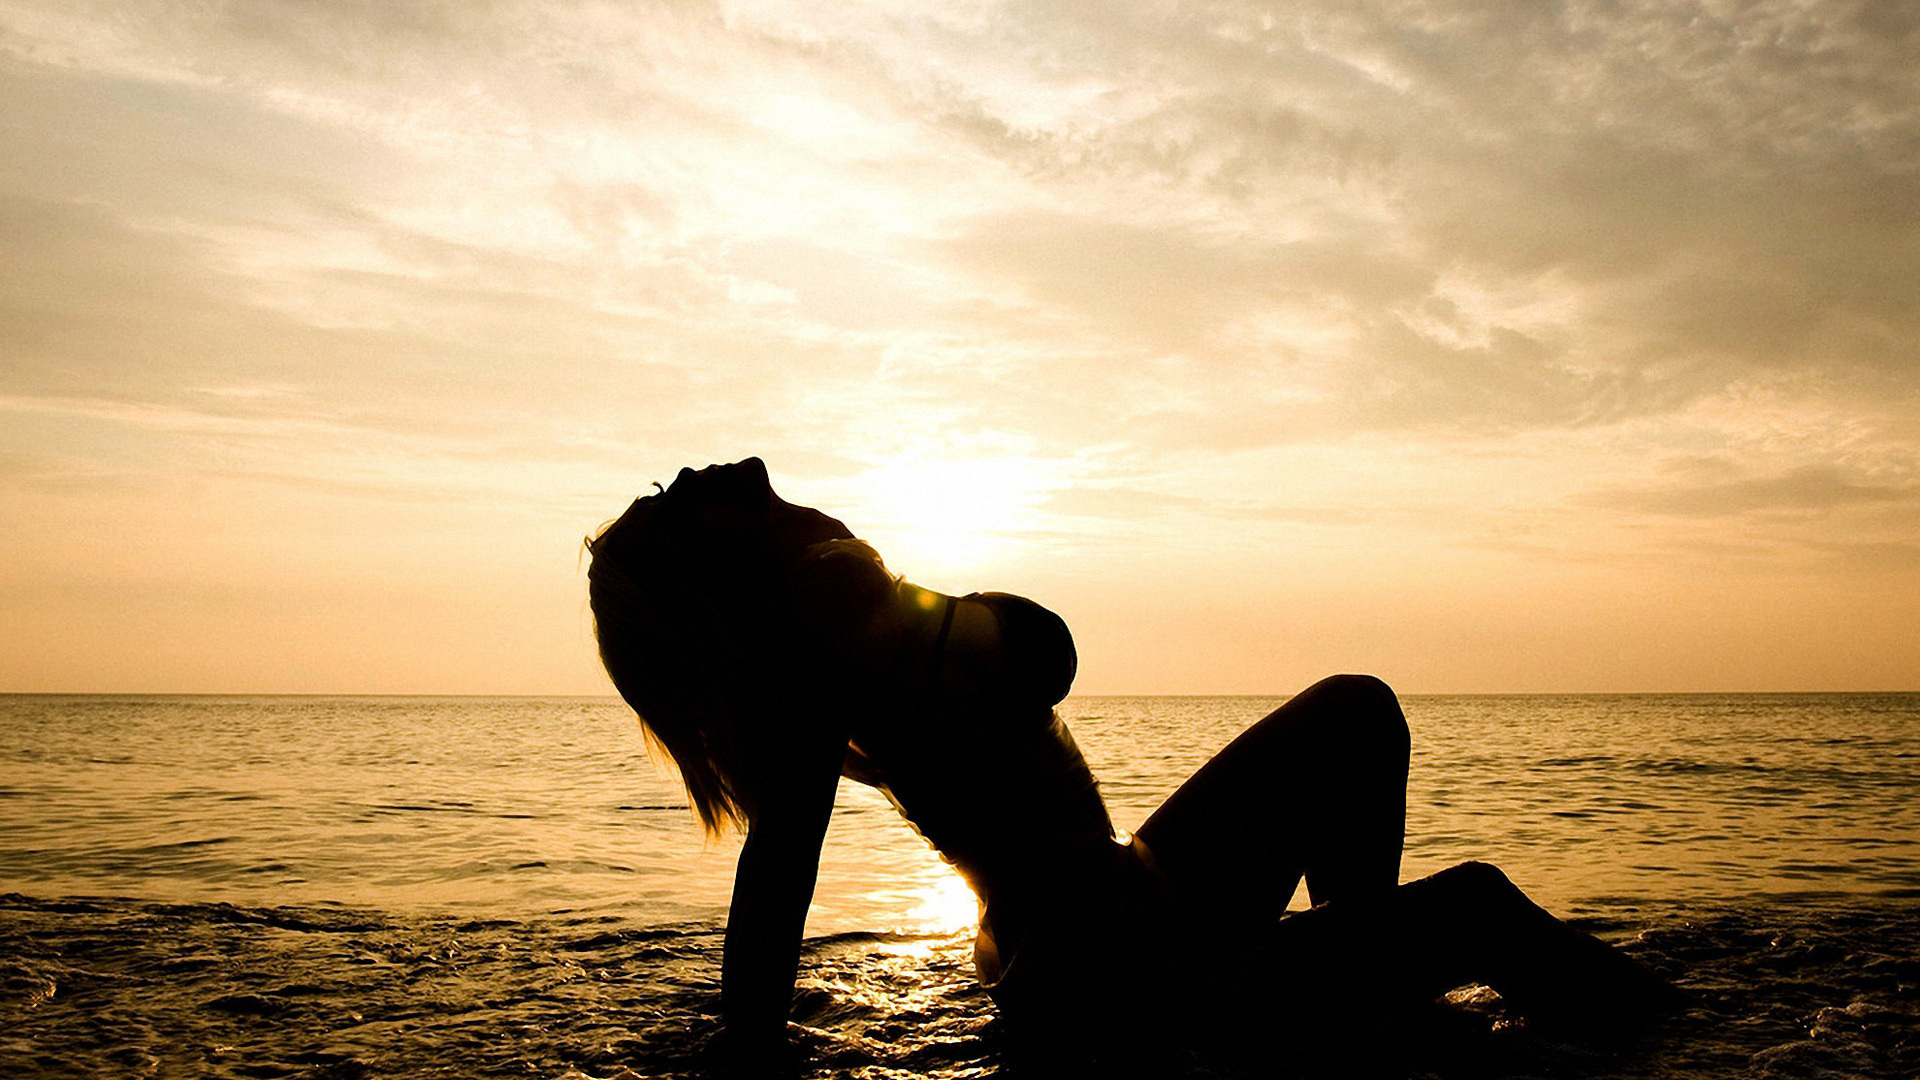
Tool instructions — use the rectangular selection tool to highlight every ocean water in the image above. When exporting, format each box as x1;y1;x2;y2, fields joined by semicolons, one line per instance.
3;693;1917;1077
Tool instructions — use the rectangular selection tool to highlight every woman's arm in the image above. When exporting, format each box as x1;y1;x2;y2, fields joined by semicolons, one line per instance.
717;721;846;1056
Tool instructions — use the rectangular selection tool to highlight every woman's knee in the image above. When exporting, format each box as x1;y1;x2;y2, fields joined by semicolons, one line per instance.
1429;860;1523;902
1299;674;1409;753
1306;672;1398;707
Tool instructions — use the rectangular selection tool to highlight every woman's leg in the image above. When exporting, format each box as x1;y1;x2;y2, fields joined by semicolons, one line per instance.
1133;678;1680;1035
1264;861;1681;1031
1135;674;1410;924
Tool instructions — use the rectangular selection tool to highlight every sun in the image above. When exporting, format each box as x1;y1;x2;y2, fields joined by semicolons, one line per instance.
849;456;1050;583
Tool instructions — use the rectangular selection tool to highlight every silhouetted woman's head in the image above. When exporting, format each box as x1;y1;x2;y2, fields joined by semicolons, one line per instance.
587;458;893;833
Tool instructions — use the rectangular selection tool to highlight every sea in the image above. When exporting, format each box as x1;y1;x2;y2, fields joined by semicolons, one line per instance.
2;693;1916;1078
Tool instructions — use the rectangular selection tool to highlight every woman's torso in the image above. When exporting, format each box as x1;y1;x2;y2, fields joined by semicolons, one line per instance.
843;593;1174;1006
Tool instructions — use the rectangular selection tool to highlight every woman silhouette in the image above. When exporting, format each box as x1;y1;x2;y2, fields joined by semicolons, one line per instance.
588;458;1674;1075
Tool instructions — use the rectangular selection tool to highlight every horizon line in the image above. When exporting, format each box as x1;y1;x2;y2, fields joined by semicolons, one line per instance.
2;688;1915;698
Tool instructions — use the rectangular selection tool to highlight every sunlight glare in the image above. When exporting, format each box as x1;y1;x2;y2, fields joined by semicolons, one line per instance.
851;457;1050;581
901;870;980;936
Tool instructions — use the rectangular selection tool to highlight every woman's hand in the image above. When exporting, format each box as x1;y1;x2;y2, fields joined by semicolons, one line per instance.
701;1020;802;1079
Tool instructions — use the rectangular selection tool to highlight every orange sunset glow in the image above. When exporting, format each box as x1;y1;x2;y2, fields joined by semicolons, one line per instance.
3;2;1916;694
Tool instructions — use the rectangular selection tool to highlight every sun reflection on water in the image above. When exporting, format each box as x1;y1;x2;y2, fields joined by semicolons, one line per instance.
900;870;979;937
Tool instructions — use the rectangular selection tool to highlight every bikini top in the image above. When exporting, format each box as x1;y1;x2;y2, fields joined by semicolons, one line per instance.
926;591;1078;708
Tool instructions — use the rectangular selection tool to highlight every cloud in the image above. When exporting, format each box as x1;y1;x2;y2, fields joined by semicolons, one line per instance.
5;1;1914;470
1578;464;1919;517
1042;484;1207;521
609;0;1920;458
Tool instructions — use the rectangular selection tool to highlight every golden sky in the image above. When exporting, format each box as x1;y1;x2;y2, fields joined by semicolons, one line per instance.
3;2;1916;693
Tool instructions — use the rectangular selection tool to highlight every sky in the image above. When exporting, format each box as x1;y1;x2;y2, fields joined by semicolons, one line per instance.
2;0;1917;694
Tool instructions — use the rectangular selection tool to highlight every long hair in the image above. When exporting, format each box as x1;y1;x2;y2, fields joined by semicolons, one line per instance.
587;470;891;834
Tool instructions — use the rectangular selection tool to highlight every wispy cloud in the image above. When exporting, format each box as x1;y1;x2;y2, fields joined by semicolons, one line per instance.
1579;465;1919;518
